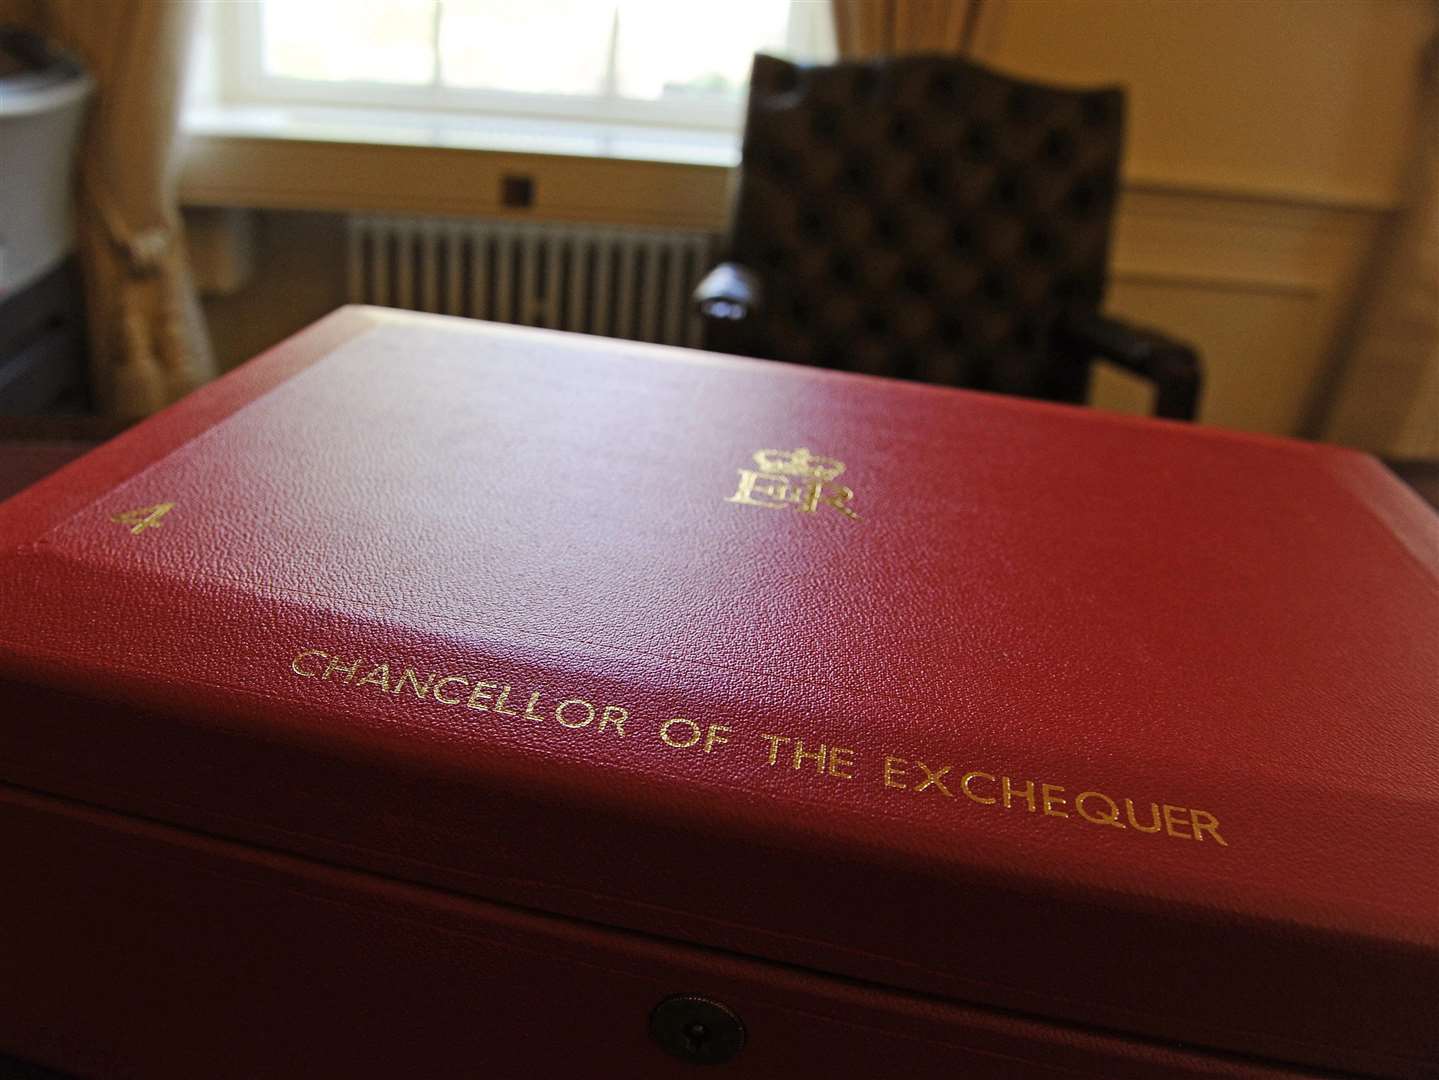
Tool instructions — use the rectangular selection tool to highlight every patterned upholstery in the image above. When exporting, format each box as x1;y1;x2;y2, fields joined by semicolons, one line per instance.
712;53;1128;405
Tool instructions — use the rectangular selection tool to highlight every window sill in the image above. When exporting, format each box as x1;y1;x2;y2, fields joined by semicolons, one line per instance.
178;105;735;230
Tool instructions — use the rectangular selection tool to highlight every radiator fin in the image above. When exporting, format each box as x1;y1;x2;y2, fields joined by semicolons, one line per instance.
347;214;717;349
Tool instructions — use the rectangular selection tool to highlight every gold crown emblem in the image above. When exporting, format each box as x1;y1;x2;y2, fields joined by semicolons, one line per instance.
752;448;846;482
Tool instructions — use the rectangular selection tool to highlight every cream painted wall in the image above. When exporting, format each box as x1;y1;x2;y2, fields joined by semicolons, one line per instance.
198;212;346;373
976;0;1437;444
980;0;1428;206
195;1;1438;450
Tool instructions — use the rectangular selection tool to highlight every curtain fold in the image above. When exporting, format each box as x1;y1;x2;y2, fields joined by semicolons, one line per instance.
43;0;215;418
832;0;980;58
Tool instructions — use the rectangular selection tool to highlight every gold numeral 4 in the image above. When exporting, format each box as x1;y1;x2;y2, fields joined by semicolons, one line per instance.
110;503;176;535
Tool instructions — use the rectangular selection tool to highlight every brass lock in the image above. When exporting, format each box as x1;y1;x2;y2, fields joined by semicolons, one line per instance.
649;994;746;1066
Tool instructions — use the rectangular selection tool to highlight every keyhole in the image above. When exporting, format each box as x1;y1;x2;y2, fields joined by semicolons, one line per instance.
683;1022;710;1053
650;994;746;1065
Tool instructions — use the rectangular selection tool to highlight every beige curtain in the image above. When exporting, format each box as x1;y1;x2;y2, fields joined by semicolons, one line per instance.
831;0;982;58
40;0;215;418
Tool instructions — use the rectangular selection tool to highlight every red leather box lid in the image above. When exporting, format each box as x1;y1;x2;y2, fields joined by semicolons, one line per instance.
1;309;1435;1077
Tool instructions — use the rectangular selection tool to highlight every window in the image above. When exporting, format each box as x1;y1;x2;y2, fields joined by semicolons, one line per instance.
207;0;835;134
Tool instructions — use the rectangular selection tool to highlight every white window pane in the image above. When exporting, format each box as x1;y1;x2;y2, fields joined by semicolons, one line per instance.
261;1;437;85
439;1;615;96
614;0;790;102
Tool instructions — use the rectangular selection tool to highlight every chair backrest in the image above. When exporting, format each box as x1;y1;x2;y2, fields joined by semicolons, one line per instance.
726;53;1125;403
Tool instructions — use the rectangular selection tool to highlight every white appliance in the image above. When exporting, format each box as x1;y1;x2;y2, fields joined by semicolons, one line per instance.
0;27;91;298
0;27;91;413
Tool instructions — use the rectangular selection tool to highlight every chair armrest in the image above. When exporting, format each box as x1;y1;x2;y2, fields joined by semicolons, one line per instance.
693;262;763;322
1060;311;1203;421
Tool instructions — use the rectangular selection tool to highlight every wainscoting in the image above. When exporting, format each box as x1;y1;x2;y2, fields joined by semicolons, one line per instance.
1094;183;1384;436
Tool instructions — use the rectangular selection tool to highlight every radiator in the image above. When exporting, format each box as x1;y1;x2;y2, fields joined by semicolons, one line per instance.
346;214;717;349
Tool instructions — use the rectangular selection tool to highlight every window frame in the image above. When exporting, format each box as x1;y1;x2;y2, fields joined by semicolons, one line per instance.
212;1;827;134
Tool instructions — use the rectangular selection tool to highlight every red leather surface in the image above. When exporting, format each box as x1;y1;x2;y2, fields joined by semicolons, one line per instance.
0;307;1435;1077
0;783;1336;1080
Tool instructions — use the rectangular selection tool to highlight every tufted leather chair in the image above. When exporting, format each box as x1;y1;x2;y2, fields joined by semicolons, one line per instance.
694;55;1202;420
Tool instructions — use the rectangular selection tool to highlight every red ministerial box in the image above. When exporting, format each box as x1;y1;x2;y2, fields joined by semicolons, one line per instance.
0;307;1434;1079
